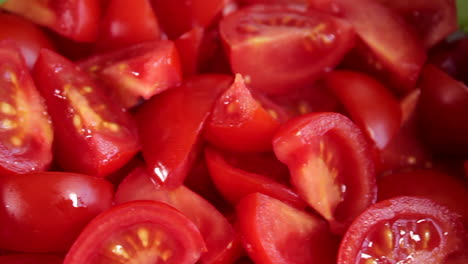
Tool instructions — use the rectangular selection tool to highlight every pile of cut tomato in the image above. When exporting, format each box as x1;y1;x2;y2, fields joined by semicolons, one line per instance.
0;0;467;263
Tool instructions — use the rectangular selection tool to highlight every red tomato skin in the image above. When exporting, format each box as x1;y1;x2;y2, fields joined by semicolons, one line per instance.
273;112;377;234
64;200;206;264
175;27;205;77
0;254;63;264
115;165;242;264
33;49;140;177
324;70;402;150
204;74;281;152
237;193;338;264
338;196;468;264
0;14;55;69
1;0;101;42
0;172;114;252
220;4;355;94
79;40;183;108
135;74;233;188
417;64;468;157
204;146;306;209
0;43;53;176
95;0;161;51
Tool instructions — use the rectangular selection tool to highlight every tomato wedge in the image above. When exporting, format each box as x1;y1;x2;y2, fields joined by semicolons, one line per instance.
135;74;232;188
237;193;338;264
1;0;101;42
33;49;140;177
115;165;242;264
219;4;355;94
338;196;468;264
64;200;206;264
0;43;53;175
79;40;182;108
273;112;377;234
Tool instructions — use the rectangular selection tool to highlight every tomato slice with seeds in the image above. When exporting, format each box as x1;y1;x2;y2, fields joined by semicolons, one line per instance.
338;196;468;264
0;42;53;175
219;4;355;94
33;49;140;177
64;200;206;264
204;74;281;152
273;112;377;234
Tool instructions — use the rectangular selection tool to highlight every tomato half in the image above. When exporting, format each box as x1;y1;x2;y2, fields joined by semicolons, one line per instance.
95;0;161;51
237;193;338;264
273;112;377;234
135;74;232;188
338;196;468;264
115;165;242;264
0;13;55;69
1;0;101;42
64;200;206;264
219;4;355;94
33;49;140;177
0;172;113;252
79;40;182;108
0;254;63;264
0;43;53;175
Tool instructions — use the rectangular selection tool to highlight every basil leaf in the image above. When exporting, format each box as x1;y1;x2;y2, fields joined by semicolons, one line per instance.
458;0;468;32
0;0;8;5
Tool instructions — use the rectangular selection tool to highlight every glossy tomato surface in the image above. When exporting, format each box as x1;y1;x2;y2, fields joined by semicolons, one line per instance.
0;172;113;252
0;254;63;264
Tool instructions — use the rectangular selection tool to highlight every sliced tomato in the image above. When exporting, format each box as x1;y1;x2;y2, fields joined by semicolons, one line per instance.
135;74;232;188
377;0;458;48
0;254;63;264
115;165;242;264
79;40;182;108
205;146;306;208
0;13;55;69
64;200;206;264
95;0;161;51
324;70;402;150
378;169;468;227
416;64;468;157
204;74;280;152
338;196;468;264
175;27;205;77
0;172;113;252
1;0;101;42
429;36;468;85
273;112;377;234
311;0;427;94
0;43;53;175
238;0;309;6
151;0;227;39
219;4;355;94
237;193;338;264
33;49;140;177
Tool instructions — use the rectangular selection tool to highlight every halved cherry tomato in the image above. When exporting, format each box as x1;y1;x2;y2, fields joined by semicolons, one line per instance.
377;0;458;48
219;4;355;94
175;27;205;77
205;146;306;208
310;0;427;94
0;43;53;175
416;64;468;157
0;254;63;264
204;74;281;152
338;196;468;264
0;13;55;69
64;200;206;263
324;70;402;150
273;112;377;234
33;49;140;177
0;172;113;252
79;40;182;108
151;0;227;39
135;74;232;188
237;193;338;264
115;165;242;264
95;0;161;51
1;0;101;42
378;169;468;227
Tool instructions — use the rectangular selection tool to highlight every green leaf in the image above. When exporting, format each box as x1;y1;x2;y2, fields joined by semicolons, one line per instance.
0;0;8;5
458;0;468;32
